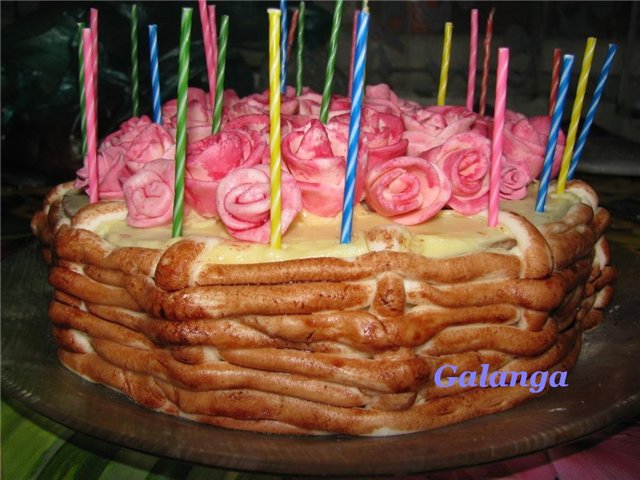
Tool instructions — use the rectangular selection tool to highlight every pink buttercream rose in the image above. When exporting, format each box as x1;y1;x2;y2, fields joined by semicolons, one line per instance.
402;105;477;156
162;87;213;144
101;116;153;149
216;164;302;243
502;112;566;180
123;123;176;174
331;107;408;172
366;156;451;225
75;146;127;200
500;159;531;200
282;119;367;217
122;159;174;228
185;131;261;217
421;131;491;215
365;83;420;116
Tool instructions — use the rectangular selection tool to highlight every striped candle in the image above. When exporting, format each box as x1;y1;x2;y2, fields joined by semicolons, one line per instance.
437;22;453;106
348;9;359;98
488;48;509;227
172;8;193;238
148;25;162;124
77;23;88;158
268;9;283;249
296;1;305;96
556;37;597;193
82;28;98;204
286;8;300;60
90;8;98;116
211;15;228;134
479;7;495;116
548;48;562;116
319;0;344;124
536;55;575;213
280;0;288;93
568;43;618;180
198;0;216;107
466;9;478;111
340;10;370;244
130;4;140;117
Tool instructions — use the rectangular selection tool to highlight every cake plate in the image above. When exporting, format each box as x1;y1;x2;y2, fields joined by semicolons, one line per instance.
2;241;639;476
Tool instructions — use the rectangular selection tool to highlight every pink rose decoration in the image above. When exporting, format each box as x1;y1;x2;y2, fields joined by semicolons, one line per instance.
122;159;174;228
331;107;407;172
366;156;451;225
162;87;213;144
185;131;259;218
101;116;153;149
528;115;566;179
402;105;477;156
216;164;302;243
365;83;420;116
282;119;367;217
421;132;491;215
75;147;127;200
123;123;176;174
500;159;531;200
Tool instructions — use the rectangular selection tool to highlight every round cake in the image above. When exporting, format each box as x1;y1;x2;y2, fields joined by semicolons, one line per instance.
31;84;615;436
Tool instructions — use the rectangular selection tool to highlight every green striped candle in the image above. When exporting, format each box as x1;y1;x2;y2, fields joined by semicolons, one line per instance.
77;22;87;158
172;7;193;238
211;15;229;134
130;4;140;117
295;1;305;96
319;0;344;124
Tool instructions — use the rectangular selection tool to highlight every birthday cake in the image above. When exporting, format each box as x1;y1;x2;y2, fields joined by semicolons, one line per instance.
31;84;615;435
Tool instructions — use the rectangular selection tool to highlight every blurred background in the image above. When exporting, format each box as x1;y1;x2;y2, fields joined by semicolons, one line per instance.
2;1;639;253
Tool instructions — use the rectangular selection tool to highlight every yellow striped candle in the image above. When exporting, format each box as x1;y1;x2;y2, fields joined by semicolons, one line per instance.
268;9;282;249
556;37;596;193
437;22;453;106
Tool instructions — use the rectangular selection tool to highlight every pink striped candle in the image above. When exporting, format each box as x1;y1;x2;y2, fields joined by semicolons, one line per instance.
208;5;218;71
90;8;98;112
466;9;478;111
198;0;216;106
479;7;494;116
348;9;359;98
549;48;562;116
82;28;98;203
287;8;300;59
488;48;509;227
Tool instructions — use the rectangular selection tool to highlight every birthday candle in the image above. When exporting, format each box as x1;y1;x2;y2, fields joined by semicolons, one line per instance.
130;4;140;117
90;9;98;116
172;7;193;238
320;0;344;124
556;37;597;193
296;2;305;96
568;43;618;180
348;9;359;98
548;48;562;116
211;15;229;135
148;25;162;124
198;0;216;107
341;10;370;244
268;9;283;249
466;9;478;111
287;8;299;62
77;23;87;158
208;5;218;72
488;48;509;227
479;7;495;116
82;28;98;204
280;0;288;93
536;55;575;212
437;22;453;106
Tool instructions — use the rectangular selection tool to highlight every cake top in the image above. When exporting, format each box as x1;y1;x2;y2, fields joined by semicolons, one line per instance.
74;84;567;244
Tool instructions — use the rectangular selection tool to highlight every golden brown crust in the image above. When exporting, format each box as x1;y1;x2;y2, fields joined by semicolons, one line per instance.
32;180;616;436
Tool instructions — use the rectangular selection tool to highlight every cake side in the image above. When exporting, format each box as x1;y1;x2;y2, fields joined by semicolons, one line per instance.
31;179;615;435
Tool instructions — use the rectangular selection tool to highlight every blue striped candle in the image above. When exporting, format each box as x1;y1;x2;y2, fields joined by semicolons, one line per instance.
568;43;618;180
340;10;370;244
536;54;574;213
148;24;162;124
280;0;288;93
